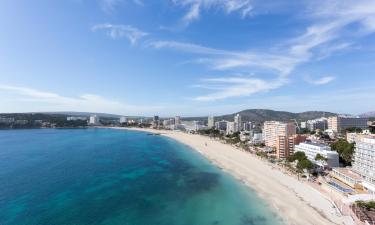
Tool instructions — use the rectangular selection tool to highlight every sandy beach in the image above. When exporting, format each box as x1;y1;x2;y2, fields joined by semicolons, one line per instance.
115;127;355;225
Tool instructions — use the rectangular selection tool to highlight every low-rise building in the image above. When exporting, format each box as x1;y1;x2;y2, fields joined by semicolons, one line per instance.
251;133;263;145
240;131;250;142
120;116;128;123
331;167;363;189
15;120;28;125
0;117;15;123
346;132;358;143
294;142;339;168
67;116;87;121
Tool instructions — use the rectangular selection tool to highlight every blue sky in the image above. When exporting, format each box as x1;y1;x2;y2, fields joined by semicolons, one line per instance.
0;0;374;116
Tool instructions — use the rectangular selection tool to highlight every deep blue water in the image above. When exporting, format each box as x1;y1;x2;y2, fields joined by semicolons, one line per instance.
0;128;283;225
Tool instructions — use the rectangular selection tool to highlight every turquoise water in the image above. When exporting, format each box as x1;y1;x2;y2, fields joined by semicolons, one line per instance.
0;128;283;225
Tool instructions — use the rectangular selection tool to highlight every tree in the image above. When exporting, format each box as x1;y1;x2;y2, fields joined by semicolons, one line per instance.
370;126;375;134
346;127;363;133
315;153;327;162
355;200;375;210
256;152;268;158
287;151;308;162
331;139;355;166
315;153;328;167
297;159;314;172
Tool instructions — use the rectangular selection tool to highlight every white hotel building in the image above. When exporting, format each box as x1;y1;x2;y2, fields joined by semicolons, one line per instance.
89;115;100;125
294;142;339;168
352;136;375;194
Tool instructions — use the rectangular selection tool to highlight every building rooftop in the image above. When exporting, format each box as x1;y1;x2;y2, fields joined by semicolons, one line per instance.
332;167;362;181
301;141;331;148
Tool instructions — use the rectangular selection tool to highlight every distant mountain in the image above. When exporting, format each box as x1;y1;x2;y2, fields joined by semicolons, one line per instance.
41;112;145;119
0;112;146;120
359;111;375;118
41;111;124;118
183;109;336;122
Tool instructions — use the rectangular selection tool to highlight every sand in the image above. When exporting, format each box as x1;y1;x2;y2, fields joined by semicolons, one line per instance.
114;127;356;225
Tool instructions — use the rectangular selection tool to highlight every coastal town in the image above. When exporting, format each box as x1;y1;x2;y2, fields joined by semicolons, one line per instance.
2;111;375;224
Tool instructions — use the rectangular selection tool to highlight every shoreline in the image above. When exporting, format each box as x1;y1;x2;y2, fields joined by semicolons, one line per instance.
114;127;355;225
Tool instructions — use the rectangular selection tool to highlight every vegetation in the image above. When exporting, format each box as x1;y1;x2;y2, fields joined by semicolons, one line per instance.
346;127;363;133
287;151;314;172
331;139;355;166
0;113;89;129
296;159;314;171
370;125;375;134
197;128;221;137
298;128;310;134
355;201;375;210
223;132;240;144
183;109;336;123
315;153;327;162
287;151;307;162
314;153;327;167
256;152;268;158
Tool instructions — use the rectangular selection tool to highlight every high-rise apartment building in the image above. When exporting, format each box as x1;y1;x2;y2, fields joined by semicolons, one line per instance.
215;120;227;131
328;116;368;133
89;115;99;125
208;116;215;128
226;122;236;135
120;116;128;123
263;121;296;148
306;118;328;131
352;136;375;194
175;116;181;125
243;122;253;131
276;134;307;159
234;114;242;132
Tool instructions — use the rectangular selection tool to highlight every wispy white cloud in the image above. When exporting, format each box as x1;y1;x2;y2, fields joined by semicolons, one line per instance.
173;0;253;26
304;75;336;85
147;0;375;101
192;77;288;101
0;84;163;115
98;0;123;13
98;0;143;12
92;23;148;44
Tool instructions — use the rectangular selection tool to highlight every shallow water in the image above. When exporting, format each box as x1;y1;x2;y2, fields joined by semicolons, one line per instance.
0;128;284;225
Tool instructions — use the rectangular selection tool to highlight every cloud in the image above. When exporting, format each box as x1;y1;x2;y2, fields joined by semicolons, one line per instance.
192;77;288;101
305;76;336;85
98;0;143;12
98;0;123;13
92;23;148;44
146;0;375;101
0;84;163;115
173;0;253;26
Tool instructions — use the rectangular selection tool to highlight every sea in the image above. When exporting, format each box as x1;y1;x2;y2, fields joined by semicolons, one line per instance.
0;128;284;225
